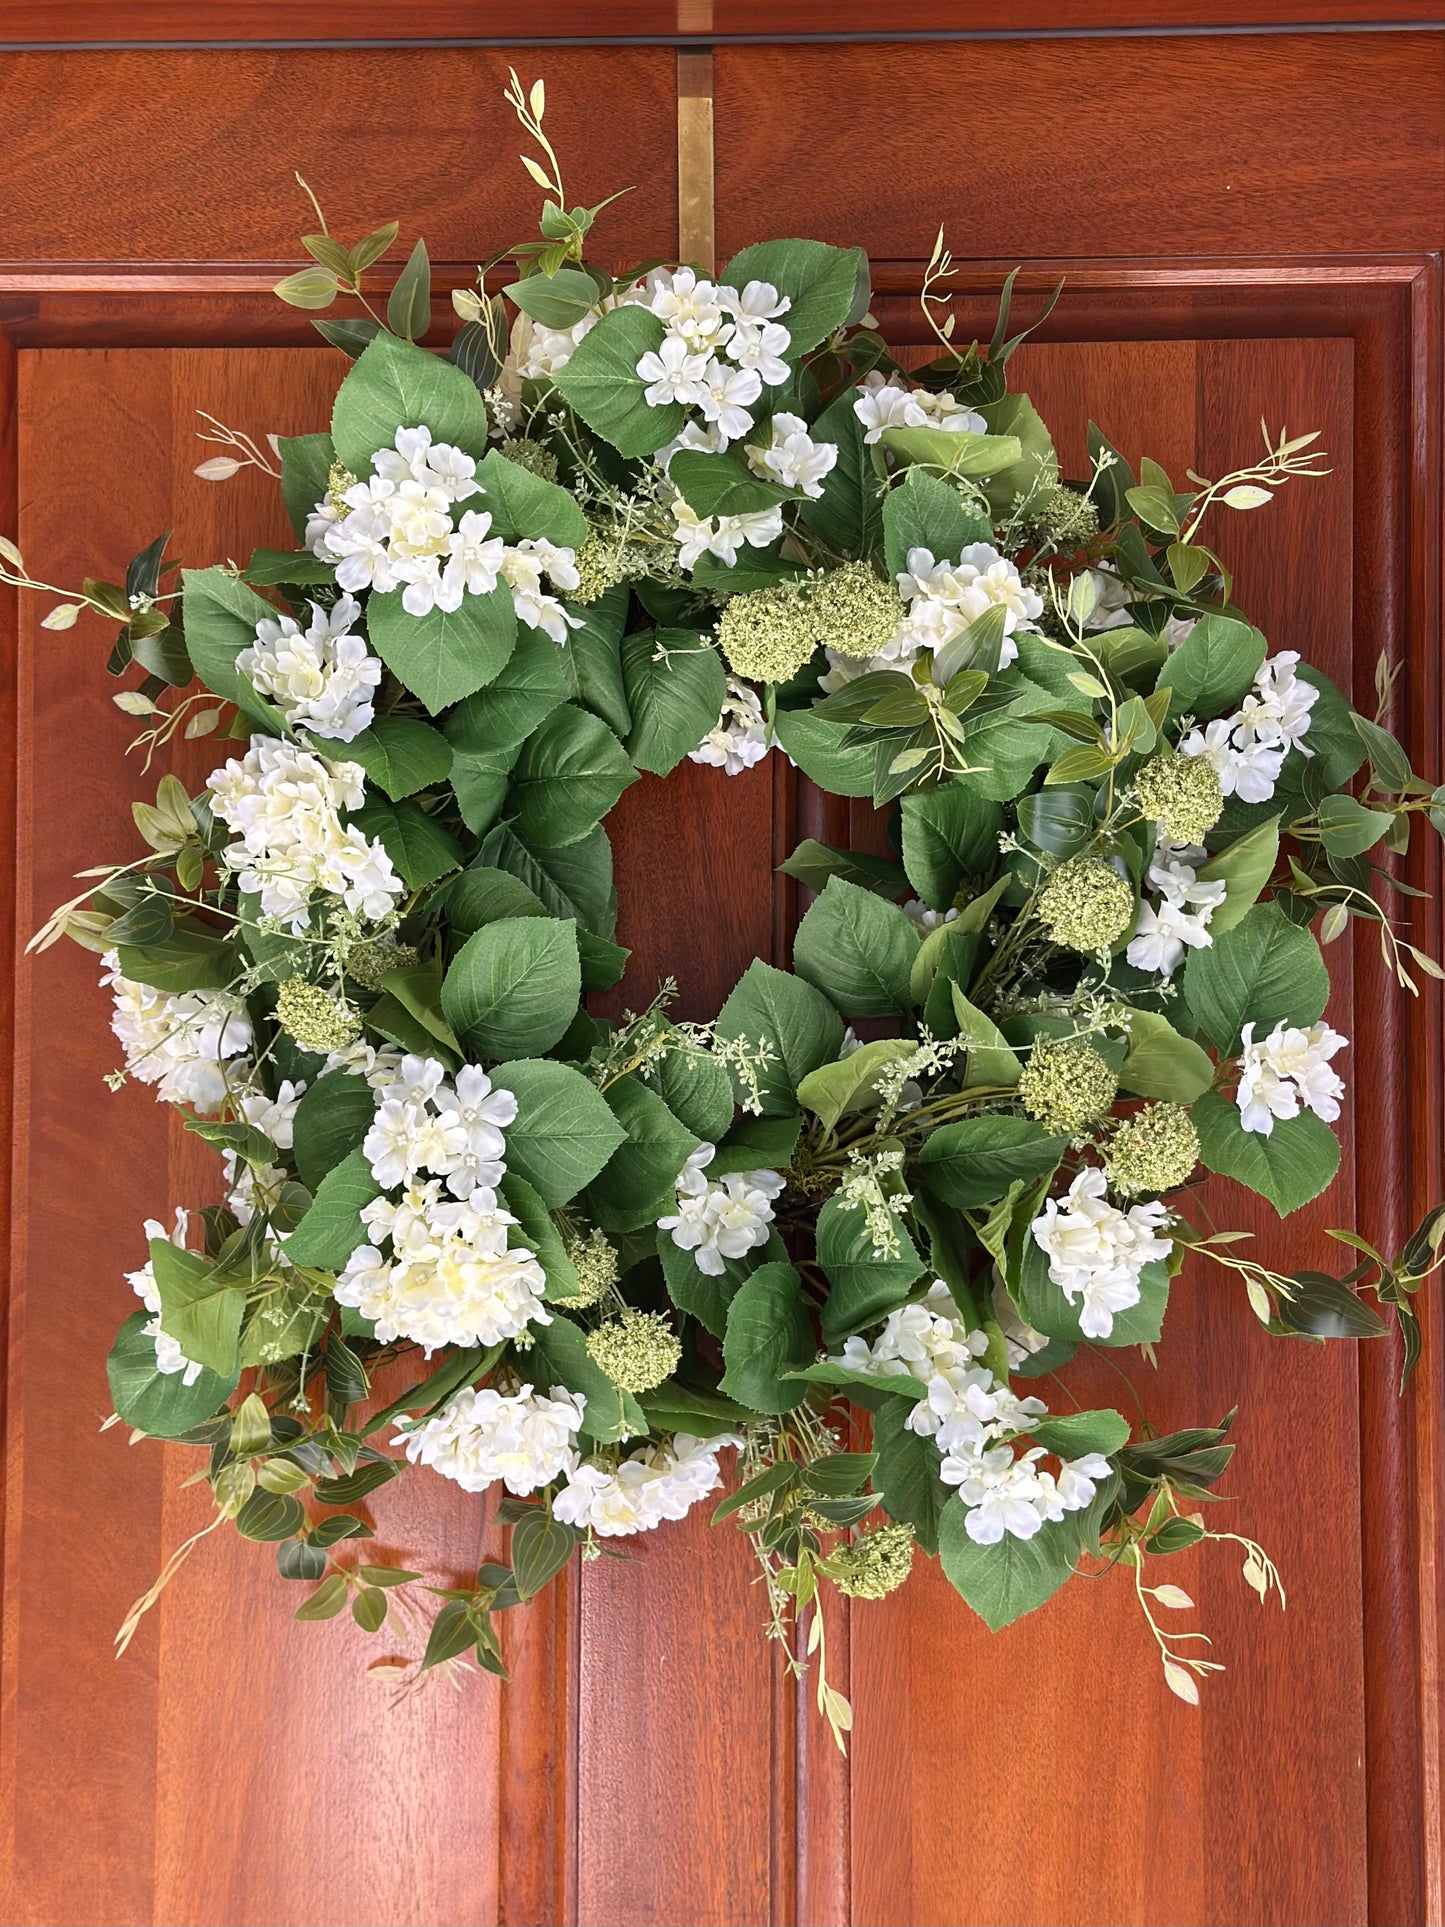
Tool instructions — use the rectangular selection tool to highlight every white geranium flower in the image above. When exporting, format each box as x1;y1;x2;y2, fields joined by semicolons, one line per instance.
501;538;584;645
397;1382;585;1495
1236;1017;1348;1136
657;1142;784;1275
689;677;769;775
1180;651;1317;804
746;412;838;498
102;952;252;1112
437;508;506;613
237;594;380;743
895;543;1043;667
646;268;733;351
697;357;762;444
127;1208;204;1385
363;1055;516;1197
373;424;481;503
852;371;987;445
670;498;783;571
1030;1167;1173;1340
1126;843;1224;976
637;334;711;408
552;1432;740;1536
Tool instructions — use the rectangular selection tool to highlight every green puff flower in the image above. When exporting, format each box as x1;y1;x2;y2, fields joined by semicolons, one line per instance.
501;437;559;483
1037;856;1135;952
275;977;361;1054
802;561;906;660
1020;481;1100;550
1018;1036;1119;1137
555;1228;619;1309
570;535;653;605
344;936;419;991
585;1309;681;1394
718;584;824;684
1135;752;1224;845
1104;1103;1201;1196
828;1523;915;1600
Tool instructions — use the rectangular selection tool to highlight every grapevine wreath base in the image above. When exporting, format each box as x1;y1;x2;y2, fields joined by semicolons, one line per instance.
13;76;1444;1740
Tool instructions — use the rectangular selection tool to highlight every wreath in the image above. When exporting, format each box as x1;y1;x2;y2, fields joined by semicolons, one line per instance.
13;75;1444;1739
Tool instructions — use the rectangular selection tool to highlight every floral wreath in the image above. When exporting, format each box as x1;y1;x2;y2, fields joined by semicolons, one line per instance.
12;75;1444;1739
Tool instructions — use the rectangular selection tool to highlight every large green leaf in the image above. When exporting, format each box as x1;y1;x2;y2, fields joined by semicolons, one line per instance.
366;582;517;715
939;1497;1078;1630
1117;1010;1216;1102
445;627;568;754
181;567;288;734
770;707;877;797
715;960;845;1114
498;1171;582;1303
292;1071;378;1190
343;715;453;800
350;797;461;890
1192;1088;1342;1217
1195;818;1279;936
620;629;728;775
975;393;1058;518
950;986;1023;1090
285;1147;381;1270
479;821;617;937
721;237;864;355
669;450;795;520
657;1227;785;1339
331;330;489;472
1182;900;1329;1053
1154;613;1267;723
587;1076;700;1234
528;1313;643;1444
653;1047;736;1142
477;448;588;547
883;468;984;577
793;876;918;1017
720;1260;814;1414
872;1397;950;1555
816;1193;925;1342
441;916;581;1060
918;1116;1062;1209
509;704;638;848
561;583;632;738
279;432;335;542
151;1240;245;1378
489;1058;629;1205
796;1039;915;1132
551;306;684;457
900;783;1003;910
1029;1408;1131;1458
107;1310;238;1440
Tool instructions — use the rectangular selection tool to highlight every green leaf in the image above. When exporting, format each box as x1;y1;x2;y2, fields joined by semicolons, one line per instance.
114;926;236;996
777;840;907;898
235;1490;306;1543
720;1260;814;1414
441;916;581;1060
331;329;488;473
366;582;517;715
561;584;632;739
639;1381;754;1439
817;1193;925;1342
295;1572;351;1621
291;1071;378;1191
490;1058;629;1205
285;1148;380;1270
883;468;980;578
1350;711;1412;792
527;1314;642;1444
1182;900;1329;1052
504;265;602;329
975;393;1058;517
107;1310;238;1439
1154;614;1267;724
900;783;1003;911
770;706;877;797
715;960;844;1114
448;746;515;838
377;957;462;1055
1191;1089;1341;1217
939;1498;1078;1630
150;1240;244;1378
653;1048;736;1142
587;1076;700;1233
669;449;796;521
710;1112;801;1176
793;876;917;1017
509;704;638;848
242;546;337;588
796;386;882;557
551;306;684;457
918;1116;1062;1209
721;237;863;355
950;987;1023;1090
279;433;335;542
796;1039;915;1132
497;1171;581;1302
446;627;568;754
1317;793;1394;859
1195;817;1279;936
872;1396;949;1555
350;797;461;890
477;447;589;548
880;426;1023;480
386;236;431;342
1276;1270;1388;1339
1016;785;1096;858
343;716;453;800
180;567;288;734
510;1509;578;1601
443;865;549;934
1029;1408;1130;1457
479;821;617;937
1017;1235;1170;1348
621;630;727;775
657;1227;785;1339
1117;1010;1216;1103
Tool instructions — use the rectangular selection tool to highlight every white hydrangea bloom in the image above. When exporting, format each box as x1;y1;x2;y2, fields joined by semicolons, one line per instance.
222;1079;306;1225
322;1038;405;1090
335;1179;547;1354
126;1207;204;1385
102;952;251;1112
895;543;1043;669
1235;1017;1348;1136
946;1444;1112;1546
671;498;784;571
657;1142;784;1275
1081;563;1135;632
689;676;769;775
362;1054;518;1198
508;307;603;381
1030;1167;1173;1340
902;896;960;934
552;1432;740;1536
637;335;712;408
626;270;795;456
206;735;403;932
852;371;987;445
1181;650;1318;804
236;594;381;743
1126;834;1227;977
745;412;838;498
500;537;583;645
397;1382;586;1495
840;1281;986;1383
697;357;763;444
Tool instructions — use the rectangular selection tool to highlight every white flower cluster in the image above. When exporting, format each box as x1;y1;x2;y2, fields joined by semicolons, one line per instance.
1081;564;1197;650
235;594;380;742
657;1142;784;1275
552;1431;739;1537
671;496;784;571
1182;650;1317;803
126;1208;204;1385
334;1053;549;1354
838;1282;1109;1545
207;735;403;933
635;268;793;445
1125;833;1227;977
852;371;987;445
223;1079;305;1225
102;952;251;1111
322;1038;405;1090
1030;1167;1173;1339
397;1382;586;1495
819;541;1041;693
308;425;580;634
1236;1017;1348;1136
688;676;769;776
745;411;838;498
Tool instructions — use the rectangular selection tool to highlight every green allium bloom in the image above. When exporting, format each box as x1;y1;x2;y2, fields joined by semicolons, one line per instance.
275;977;361;1054
718;584;825;684
1020;481;1100;549
830;1523;915;1600
1037;856;1135;952
802;561;906;660
571;535;652;605
326;460;357;512
1134;752;1224;845
585;1308;681;1393
555;1227;619;1309
1105;1102;1201;1196
502;437;559;483
344;936;420;991
1018;1036;1119;1137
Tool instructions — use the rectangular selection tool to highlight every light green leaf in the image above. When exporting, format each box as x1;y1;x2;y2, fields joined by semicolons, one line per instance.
796;1039;916;1132
441;916;581;1060
951;987;1024;1090
1029;1408;1130;1457
1195;818;1279;936
151;1240;244;1378
180;567;288;734
883;468;987;578
107;1310;238;1439
1118;1010;1216;1102
1192;1088;1341;1217
793;876;918;1017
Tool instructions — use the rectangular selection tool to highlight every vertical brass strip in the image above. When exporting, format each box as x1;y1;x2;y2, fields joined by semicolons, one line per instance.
675;46;715;273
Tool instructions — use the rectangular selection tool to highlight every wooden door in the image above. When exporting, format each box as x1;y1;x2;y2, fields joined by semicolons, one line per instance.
0;16;1440;1927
